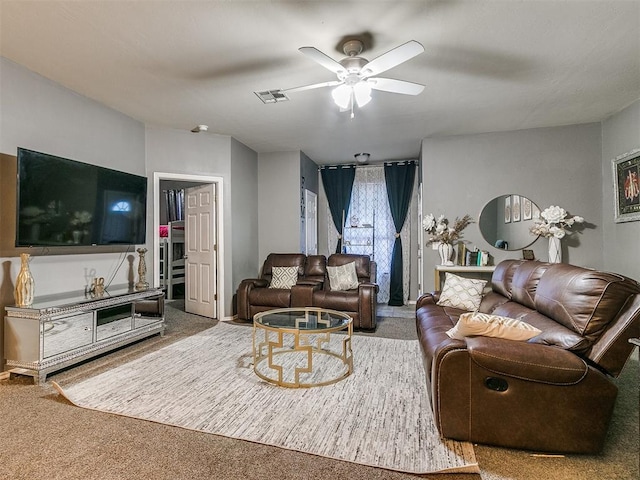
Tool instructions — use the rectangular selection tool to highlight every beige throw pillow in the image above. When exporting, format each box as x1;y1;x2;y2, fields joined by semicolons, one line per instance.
436;273;487;311
327;262;359;291
447;312;542;341
269;266;299;289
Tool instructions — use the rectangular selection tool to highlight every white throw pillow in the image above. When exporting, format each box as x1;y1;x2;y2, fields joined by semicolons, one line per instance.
447;312;542;341
327;262;360;291
269;266;299;289
436;273;487;311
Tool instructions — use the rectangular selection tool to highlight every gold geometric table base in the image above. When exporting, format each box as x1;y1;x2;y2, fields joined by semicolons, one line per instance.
252;308;353;388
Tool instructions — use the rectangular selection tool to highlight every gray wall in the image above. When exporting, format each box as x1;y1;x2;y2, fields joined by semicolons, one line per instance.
0;58;147;294
1;53;637;364
0;56;260;330
421;123;603;291
602;99;640;280
257;151;301;265
0;57;146;369
230;137;259;310
144;125;236;318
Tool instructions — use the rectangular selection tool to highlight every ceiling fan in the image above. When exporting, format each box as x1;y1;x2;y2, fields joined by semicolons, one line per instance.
283;39;426;117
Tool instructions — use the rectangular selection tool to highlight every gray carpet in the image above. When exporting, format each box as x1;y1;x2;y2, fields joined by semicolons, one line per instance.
0;300;637;479
377;304;416;319
53;322;478;474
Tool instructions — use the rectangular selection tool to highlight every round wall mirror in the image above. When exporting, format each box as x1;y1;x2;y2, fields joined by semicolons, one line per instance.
479;195;540;251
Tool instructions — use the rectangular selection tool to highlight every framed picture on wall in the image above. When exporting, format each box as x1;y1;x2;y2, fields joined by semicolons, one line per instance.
613;148;640;223
512;195;521;222
522;249;535;260
504;196;511;223
522;197;532;220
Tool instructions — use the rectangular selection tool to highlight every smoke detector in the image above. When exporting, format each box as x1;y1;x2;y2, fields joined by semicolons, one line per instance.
191;124;209;133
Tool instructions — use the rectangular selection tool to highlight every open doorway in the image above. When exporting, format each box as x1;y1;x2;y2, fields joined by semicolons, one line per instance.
152;172;224;319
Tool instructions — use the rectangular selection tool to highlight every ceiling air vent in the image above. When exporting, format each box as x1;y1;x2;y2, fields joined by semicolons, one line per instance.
254;89;290;104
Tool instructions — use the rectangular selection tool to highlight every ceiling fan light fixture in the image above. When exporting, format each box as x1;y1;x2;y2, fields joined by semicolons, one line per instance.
354;153;370;164
292;39;425;116
332;84;352;110
353;81;372;108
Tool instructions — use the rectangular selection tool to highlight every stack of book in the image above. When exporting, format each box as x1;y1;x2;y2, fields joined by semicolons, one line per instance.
459;244;491;266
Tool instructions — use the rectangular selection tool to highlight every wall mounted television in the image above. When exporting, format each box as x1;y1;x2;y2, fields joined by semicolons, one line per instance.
16;148;147;247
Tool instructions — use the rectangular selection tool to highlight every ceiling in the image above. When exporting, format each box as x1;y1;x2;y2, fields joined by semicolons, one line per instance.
1;1;639;165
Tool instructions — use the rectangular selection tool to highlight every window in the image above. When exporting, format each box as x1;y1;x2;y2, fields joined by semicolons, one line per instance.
111;201;131;212
326;165;416;304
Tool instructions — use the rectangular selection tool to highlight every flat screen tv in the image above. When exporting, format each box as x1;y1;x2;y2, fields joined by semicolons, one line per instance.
16;148;147;247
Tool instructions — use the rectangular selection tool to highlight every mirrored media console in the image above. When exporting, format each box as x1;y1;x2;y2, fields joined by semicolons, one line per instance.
4;286;165;384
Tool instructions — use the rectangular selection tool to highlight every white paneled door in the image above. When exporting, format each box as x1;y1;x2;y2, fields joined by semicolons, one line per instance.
305;189;317;255
185;183;217;318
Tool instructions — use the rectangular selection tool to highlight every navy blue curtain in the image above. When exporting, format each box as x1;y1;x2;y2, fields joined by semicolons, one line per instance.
321;166;356;254
384;161;417;306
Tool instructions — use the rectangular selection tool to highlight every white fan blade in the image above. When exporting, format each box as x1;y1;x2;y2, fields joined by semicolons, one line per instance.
283;80;342;94
299;47;345;75
367;77;425;95
360;40;424;77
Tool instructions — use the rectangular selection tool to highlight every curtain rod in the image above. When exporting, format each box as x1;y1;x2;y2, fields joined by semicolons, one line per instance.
318;159;418;170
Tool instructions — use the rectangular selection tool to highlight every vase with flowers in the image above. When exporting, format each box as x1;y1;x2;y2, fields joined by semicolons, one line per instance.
423;213;473;265
69;210;92;244
529;205;584;263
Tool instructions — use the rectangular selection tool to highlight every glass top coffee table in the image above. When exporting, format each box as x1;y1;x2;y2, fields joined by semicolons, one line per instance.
252;307;353;388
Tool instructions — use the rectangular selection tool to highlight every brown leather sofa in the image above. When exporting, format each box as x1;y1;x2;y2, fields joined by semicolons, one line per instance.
312;254;378;330
237;253;307;319
237;253;378;329
416;259;640;454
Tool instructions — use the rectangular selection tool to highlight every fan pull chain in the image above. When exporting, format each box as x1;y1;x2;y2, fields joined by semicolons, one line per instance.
350;93;355;119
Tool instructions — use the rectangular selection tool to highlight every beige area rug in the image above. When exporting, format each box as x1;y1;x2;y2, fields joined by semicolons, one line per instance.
53;322;478;475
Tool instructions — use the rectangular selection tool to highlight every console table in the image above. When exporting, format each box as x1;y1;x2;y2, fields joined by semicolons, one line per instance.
4;286;164;385
434;265;496;290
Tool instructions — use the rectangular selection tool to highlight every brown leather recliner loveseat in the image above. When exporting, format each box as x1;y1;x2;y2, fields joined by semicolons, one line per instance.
416;259;640;454
237;253;378;330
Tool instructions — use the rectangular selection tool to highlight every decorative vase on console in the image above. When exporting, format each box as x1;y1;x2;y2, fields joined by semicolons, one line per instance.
15;253;35;307
548;236;562;264
72;230;82;244
135;247;149;291
438;242;455;266
529;205;584;264
69;211;92;244
423;213;473;267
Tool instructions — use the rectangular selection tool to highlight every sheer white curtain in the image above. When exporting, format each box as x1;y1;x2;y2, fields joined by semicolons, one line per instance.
327;165;412;304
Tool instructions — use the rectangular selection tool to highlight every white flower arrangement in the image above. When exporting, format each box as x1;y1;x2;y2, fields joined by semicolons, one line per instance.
422;213;472;245
70;210;92;227
529;205;584;239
